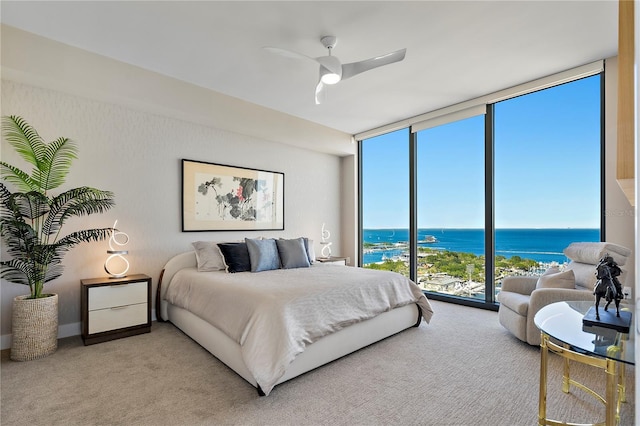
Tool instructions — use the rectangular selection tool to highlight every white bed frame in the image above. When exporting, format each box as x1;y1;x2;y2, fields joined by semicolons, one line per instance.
157;251;421;395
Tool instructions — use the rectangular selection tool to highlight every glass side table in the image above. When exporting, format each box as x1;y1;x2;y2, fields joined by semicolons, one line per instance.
534;301;634;426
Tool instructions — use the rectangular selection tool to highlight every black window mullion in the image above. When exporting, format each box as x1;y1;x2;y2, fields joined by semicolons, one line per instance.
484;104;495;304
600;72;606;241
409;131;418;282
357;140;363;267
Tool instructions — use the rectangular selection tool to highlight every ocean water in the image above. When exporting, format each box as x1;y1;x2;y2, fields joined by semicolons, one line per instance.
363;228;600;264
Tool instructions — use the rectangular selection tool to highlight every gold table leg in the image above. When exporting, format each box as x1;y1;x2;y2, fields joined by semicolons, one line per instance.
538;331;622;426
539;332;549;426
562;343;571;394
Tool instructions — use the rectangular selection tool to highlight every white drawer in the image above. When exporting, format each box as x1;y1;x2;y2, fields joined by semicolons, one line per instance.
88;281;147;310
88;302;148;334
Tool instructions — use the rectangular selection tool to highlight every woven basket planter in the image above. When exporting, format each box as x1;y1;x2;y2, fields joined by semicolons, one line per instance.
11;294;58;361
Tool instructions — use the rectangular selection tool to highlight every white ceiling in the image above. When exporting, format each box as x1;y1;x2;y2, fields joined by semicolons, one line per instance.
0;1;618;136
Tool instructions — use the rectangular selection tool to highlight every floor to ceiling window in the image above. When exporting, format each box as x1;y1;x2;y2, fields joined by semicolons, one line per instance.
415;115;486;300
359;72;602;308
361;128;410;278
493;76;602;299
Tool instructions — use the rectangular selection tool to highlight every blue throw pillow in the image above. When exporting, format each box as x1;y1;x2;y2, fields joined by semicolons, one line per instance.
245;238;280;272
276;238;311;269
217;242;251;273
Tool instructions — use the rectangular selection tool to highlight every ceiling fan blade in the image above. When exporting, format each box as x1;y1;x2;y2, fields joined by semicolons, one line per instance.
315;80;326;105
341;48;407;80
263;46;314;61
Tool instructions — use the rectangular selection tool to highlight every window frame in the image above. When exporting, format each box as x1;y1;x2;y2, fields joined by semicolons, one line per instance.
358;72;605;310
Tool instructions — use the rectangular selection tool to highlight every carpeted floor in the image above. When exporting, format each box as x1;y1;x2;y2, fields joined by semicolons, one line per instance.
0;300;634;425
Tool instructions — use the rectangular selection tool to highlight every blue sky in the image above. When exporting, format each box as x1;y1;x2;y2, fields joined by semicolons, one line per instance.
362;75;601;229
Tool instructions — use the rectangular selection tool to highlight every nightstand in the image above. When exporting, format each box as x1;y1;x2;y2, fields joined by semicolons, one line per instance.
81;274;151;345
315;256;348;266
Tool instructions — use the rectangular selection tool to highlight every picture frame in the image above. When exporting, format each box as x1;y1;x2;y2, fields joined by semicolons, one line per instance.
182;159;284;231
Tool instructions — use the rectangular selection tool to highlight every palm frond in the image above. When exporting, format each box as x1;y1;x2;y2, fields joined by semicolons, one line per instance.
0;260;31;286
0;185;38;253
0;162;40;193
43;187;114;236
1;116;45;170
53;228;113;249
44;263;64;283
7;191;50;221
32;136;78;191
0;219;37;257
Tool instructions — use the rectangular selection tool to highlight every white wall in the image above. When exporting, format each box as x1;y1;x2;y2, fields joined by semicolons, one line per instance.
0;27;348;346
340;154;358;266
604;57;636;289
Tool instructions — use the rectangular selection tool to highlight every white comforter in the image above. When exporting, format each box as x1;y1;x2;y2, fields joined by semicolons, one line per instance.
164;264;433;395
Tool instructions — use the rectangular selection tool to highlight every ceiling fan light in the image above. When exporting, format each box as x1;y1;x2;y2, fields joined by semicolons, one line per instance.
319;66;341;85
321;73;341;85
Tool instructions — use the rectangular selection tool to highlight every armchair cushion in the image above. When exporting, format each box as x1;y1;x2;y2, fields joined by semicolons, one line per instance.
500;275;538;296
566;261;598;291
535;269;575;289
497;291;530;316
525;287;594;345
564;242;631;266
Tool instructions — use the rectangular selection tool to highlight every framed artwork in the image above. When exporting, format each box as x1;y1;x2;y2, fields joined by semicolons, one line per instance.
182;159;284;231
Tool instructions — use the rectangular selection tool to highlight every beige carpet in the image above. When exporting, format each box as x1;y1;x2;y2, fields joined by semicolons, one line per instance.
1;300;634;425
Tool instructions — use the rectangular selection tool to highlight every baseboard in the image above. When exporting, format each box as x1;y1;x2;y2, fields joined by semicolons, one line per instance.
1;309;157;350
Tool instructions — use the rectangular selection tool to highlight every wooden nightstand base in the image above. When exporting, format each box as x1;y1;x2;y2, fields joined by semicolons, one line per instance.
81;274;152;346
82;325;150;345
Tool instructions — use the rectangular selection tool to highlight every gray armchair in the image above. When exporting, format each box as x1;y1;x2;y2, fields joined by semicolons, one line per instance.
497;242;631;346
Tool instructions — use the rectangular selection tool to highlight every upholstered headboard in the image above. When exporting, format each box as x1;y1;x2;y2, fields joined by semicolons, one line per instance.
157;251;197;321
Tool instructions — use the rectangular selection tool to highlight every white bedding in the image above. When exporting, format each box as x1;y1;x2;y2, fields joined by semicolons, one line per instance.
164;264;433;395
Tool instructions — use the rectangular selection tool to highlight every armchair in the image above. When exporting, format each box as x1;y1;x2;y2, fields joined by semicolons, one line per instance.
497;242;631;346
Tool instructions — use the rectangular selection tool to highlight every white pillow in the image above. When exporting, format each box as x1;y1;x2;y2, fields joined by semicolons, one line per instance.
541;266;560;276
192;241;226;272
536;269;575;289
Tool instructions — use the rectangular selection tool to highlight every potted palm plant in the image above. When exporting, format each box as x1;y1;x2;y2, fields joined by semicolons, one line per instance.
0;115;115;361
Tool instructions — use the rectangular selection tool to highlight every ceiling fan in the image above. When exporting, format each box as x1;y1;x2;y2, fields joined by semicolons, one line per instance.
264;36;407;104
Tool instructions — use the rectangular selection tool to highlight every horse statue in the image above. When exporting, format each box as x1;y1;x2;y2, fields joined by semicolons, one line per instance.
592;254;623;320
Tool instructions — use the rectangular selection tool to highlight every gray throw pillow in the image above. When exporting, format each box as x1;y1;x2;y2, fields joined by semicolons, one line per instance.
245;238;280;272
192;241;226;272
276;238;311;269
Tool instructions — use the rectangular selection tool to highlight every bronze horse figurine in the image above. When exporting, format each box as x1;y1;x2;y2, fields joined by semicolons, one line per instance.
593;254;623;320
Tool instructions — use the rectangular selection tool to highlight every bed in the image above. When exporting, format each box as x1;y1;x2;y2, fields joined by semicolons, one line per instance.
157;247;433;396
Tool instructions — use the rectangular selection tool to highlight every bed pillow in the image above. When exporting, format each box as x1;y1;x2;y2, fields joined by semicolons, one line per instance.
245;238;280;272
191;241;226;272
536;269;575;290
302;237;316;264
276;238;311;269
217;242;252;273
